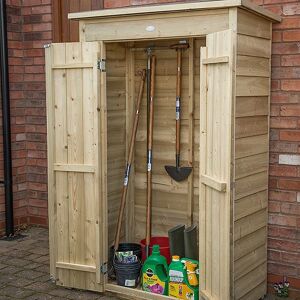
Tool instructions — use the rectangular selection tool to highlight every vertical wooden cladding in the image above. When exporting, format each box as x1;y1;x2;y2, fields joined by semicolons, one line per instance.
199;30;233;300
46;42;105;292
233;8;271;300
52;0;104;42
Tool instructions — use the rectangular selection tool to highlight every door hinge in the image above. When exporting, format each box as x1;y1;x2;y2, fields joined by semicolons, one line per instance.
97;59;106;72
100;262;108;274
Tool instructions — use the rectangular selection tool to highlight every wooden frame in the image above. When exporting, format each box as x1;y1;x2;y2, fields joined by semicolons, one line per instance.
46;2;279;300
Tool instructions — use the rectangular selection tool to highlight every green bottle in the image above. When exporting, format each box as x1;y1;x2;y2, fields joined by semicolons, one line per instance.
142;245;168;295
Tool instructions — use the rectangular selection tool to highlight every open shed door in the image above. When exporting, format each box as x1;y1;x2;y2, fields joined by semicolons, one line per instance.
46;42;107;292
199;30;234;300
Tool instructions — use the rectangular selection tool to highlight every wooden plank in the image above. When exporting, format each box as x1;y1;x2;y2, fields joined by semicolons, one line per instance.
239;281;267;300
237;34;271;58
66;43;85;289
106;283;171;300
52;0;62;42
54;164;95;173
241;0;281;22
236;76;269;96
52;63;93;69
234;227;267;260
237;8;272;39
234;262;267;299
69;0;280;22
82;41;98;289
56;262;96;273
69;0;79;42
52;43;70;287
83;11;229;42
235;190;268;221
45;44;56;279
235;116;268;138
235;171;268;200
235;152;268;179
234;209;267;240
201;174;227;192
236;55;269;77
202;56;229;64
234;245;266;280
235;96;268;117
235;134;268;159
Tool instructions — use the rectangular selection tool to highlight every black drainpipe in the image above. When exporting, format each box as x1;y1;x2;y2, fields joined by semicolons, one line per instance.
0;0;14;237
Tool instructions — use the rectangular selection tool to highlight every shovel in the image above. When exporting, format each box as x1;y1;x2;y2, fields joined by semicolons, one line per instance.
165;43;192;182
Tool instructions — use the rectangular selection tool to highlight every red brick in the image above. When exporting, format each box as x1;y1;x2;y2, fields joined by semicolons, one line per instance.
281;202;300;215
280;130;300;141
271;117;298;129
282;80;300;91
269;165;298;177
268;225;297;239
283;3;300;16
283;29;300;41
275;17;300;30
280;104;300;116
31;5;51;14
282;55;300;67
104;0;130;8
268;262;298;277
269;213;297;226
278;178;300;190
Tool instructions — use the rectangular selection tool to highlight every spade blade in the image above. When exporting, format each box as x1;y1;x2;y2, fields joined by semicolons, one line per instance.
165;165;192;182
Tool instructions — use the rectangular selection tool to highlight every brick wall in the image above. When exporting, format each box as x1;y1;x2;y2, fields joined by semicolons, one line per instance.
1;0;300;296
22;0;51;227
0;0;27;235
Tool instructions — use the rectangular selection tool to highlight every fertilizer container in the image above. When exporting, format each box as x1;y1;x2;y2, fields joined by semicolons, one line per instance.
113;259;142;288
140;237;171;264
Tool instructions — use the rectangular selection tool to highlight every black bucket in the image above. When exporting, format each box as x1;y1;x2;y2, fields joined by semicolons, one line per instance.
113;259;142;288
108;243;142;278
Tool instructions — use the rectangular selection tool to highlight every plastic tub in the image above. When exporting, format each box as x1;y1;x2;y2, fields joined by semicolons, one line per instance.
113;259;142;288
108;243;142;279
140;237;171;264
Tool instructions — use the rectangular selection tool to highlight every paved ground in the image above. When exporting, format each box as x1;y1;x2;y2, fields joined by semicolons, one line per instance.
0;227;120;300
0;226;291;300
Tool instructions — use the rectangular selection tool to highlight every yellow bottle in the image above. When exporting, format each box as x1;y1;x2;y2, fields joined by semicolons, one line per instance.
185;261;198;287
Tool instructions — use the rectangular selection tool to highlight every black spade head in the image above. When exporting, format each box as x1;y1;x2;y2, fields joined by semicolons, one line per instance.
165;165;192;182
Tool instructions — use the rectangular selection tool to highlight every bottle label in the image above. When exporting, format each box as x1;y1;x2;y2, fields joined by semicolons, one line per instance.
125;279;136;287
142;268;166;295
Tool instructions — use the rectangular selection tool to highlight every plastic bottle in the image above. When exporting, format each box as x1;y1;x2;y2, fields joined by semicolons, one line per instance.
168;255;185;298
142;245;168;295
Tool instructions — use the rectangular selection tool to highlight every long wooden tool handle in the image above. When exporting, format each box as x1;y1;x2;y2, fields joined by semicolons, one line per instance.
114;69;146;251
176;49;182;168
146;56;156;250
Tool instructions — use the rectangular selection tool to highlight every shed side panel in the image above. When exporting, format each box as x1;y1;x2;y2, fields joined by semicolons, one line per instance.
233;9;272;299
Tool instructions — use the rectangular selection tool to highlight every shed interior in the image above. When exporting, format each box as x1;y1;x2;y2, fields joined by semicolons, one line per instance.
106;37;204;247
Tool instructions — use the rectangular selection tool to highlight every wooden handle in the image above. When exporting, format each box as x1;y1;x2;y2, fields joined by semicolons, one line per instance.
176;49;182;160
146;56;156;247
114;69;146;251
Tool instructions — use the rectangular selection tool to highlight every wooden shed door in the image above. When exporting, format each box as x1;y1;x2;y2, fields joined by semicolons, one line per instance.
46;42;106;292
199;30;234;300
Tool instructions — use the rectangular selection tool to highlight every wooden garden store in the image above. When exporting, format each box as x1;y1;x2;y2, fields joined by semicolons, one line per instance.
45;1;281;299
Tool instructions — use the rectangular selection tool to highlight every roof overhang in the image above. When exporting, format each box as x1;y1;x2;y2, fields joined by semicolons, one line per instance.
69;0;281;23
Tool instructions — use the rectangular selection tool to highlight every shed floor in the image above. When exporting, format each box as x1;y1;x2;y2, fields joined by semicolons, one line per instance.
0;227;290;300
